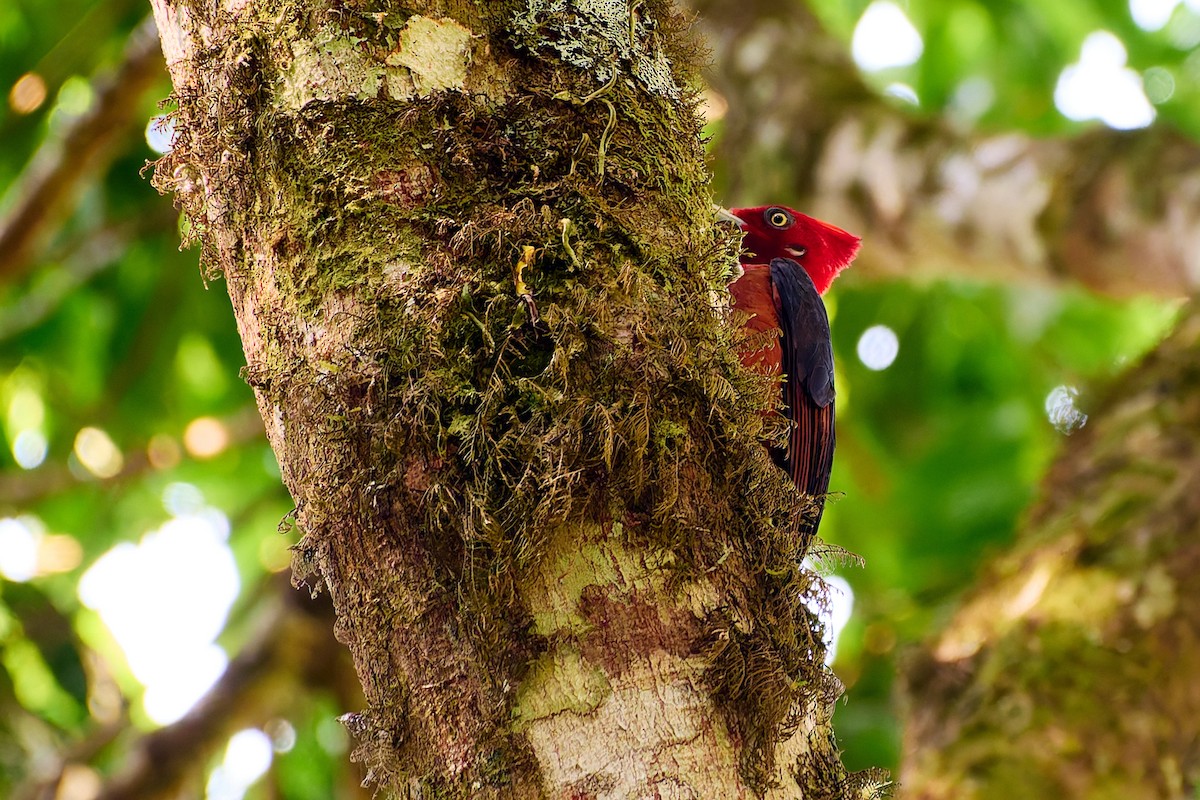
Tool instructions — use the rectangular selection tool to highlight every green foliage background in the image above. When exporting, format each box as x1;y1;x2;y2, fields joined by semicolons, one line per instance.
0;0;1191;793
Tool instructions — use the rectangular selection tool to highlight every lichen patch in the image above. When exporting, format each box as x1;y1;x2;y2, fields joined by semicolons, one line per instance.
279;32;382;109
387;16;474;93
512;0;682;99
522;651;745;797
513;645;611;726
279;17;474;109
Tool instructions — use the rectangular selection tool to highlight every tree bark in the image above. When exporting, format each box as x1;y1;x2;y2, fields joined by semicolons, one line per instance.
149;1;884;796
901;301;1200;798
695;0;1200;298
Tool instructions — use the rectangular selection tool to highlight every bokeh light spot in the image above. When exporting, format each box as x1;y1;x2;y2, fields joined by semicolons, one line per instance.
143;644;227;723
822;575;855;664
852;2;924;71
57;765;101;800
864;622;898;655
224;729;274;787
700;89;727;124
951;76;995;121
148;434;182;470
163;482;206;517
857;325;900;371
74;427;124;479
7;385;45;431
258;533;292;573
53;76;94;119
0;518;78;579
1130;0;1181;31
265;718;297;753
0;517;40;582
78;511;240;724
884;82;920;105
206;727;279;800
1143;66;1176;103
13;429;48;469
1167;5;1200;48
1055;32;1155;129
9;72;47;114
1045;385;1088;434
145;114;175;154
39;534;83;575
176;334;229;400
185;417;230;459
316;715;349;755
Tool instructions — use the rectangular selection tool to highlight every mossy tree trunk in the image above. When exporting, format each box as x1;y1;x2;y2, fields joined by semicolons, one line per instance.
901;302;1200;799
149;1;885;796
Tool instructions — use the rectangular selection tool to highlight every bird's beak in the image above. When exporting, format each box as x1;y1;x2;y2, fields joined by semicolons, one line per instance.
713;205;746;228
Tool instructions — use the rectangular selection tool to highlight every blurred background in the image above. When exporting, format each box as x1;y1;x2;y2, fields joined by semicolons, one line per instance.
0;0;1193;796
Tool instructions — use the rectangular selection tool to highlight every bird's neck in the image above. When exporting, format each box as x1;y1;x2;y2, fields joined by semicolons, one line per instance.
809;264;840;295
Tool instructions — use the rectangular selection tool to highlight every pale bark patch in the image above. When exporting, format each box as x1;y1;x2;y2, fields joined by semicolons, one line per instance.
279;17;475;109
280;32;401;108
524;530;632;637
515;645;611;722
387;17;473;93
524;650;749;799
518;529;764;794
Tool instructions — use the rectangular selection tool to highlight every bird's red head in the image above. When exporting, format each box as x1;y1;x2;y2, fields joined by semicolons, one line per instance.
729;205;861;295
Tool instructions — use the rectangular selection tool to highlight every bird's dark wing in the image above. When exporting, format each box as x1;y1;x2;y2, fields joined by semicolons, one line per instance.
768;258;835;542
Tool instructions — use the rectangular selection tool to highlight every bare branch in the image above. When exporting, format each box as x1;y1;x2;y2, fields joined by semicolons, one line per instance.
0;207;177;342
0;406;264;509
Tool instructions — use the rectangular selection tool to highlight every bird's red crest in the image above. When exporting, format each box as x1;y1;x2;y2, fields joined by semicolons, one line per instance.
729;205;861;295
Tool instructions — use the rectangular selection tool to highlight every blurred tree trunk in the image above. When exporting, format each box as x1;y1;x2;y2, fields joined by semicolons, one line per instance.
901;301;1200;799
148;1;885;796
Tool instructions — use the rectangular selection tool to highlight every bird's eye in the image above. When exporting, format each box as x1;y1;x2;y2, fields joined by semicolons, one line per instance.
766;208;792;229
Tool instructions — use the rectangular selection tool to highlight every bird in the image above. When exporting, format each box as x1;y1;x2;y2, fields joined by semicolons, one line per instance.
718;205;861;542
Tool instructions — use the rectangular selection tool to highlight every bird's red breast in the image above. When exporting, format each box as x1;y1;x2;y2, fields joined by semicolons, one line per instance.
728;264;782;374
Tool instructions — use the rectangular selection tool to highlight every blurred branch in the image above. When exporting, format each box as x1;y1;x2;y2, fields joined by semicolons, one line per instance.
12;715;128;800
900;302;1200;797
94;585;357;800
0;16;165;283
18;579;363;800
696;0;1200;297
0;207;177;342
0;406;264;509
